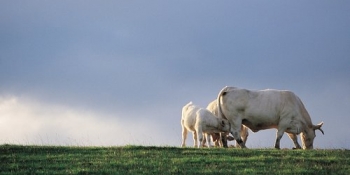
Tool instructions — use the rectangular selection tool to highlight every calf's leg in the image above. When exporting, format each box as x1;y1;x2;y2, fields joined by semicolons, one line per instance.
181;126;188;147
220;133;228;148
197;132;204;148
205;133;212;148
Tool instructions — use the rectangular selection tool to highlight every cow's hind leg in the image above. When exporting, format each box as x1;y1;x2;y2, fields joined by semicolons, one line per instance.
205;133;212;148
181;125;188;147
192;131;198;148
287;133;301;149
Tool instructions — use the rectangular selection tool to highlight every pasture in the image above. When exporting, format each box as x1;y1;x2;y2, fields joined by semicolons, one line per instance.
1;144;349;174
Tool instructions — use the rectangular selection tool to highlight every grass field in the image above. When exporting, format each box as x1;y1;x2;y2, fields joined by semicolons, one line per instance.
0;144;349;175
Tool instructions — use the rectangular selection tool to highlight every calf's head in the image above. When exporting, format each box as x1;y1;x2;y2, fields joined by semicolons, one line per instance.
218;119;231;132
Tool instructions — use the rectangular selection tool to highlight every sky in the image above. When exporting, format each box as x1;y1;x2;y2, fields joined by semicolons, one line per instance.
1;1;349;149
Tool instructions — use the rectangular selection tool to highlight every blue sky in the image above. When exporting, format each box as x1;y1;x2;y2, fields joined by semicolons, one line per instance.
1;1;349;148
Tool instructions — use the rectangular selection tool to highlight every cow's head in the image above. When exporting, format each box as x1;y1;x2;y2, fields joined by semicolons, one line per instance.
301;122;324;149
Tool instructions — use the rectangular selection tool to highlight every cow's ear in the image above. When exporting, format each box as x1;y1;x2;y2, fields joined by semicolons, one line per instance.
313;122;324;135
227;136;235;141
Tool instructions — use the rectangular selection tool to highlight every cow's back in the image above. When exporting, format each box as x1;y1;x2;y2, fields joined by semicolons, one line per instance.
182;103;201;130
196;108;231;133
206;100;218;116
245;89;285;117
222;88;313;130
196;108;219;126
221;89;288;130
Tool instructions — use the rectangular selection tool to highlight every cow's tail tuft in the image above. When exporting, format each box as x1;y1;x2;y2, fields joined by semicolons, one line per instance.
217;86;229;120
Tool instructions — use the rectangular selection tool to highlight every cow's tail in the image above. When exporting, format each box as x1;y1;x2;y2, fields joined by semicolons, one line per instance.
217;86;229;120
182;101;192;120
217;87;230;148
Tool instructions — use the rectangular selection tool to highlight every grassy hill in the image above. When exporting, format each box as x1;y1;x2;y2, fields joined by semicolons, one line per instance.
1;144;349;174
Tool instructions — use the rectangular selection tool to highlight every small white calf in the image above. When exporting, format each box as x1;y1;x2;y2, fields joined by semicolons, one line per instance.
181;102;231;148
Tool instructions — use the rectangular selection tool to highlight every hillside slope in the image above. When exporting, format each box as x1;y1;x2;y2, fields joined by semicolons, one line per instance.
1;145;349;174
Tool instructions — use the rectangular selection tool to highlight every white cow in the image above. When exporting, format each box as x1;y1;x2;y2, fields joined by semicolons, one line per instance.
207;100;249;148
217;86;324;149
181;102;231;148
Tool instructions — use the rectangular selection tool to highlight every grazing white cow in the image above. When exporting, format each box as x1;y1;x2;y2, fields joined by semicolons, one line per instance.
181;102;231;148
207;100;249;148
217;86;324;149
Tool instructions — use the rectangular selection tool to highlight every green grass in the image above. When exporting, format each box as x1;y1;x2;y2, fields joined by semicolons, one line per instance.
0;144;349;175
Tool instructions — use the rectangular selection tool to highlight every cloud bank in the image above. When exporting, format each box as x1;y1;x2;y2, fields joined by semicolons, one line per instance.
0;96;178;146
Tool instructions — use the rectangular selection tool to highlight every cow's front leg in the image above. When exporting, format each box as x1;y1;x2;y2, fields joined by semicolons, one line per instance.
240;126;249;147
230;122;246;148
287;133;301;149
234;134;246;148
275;129;285;149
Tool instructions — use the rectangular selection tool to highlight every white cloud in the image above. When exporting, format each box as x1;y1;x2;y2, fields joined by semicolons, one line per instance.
0;96;175;146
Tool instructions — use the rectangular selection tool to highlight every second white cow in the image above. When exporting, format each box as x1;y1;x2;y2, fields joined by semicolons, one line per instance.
207;99;249;148
181;101;231;148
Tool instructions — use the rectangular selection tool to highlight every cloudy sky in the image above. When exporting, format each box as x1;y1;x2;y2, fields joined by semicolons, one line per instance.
1;1;349;149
